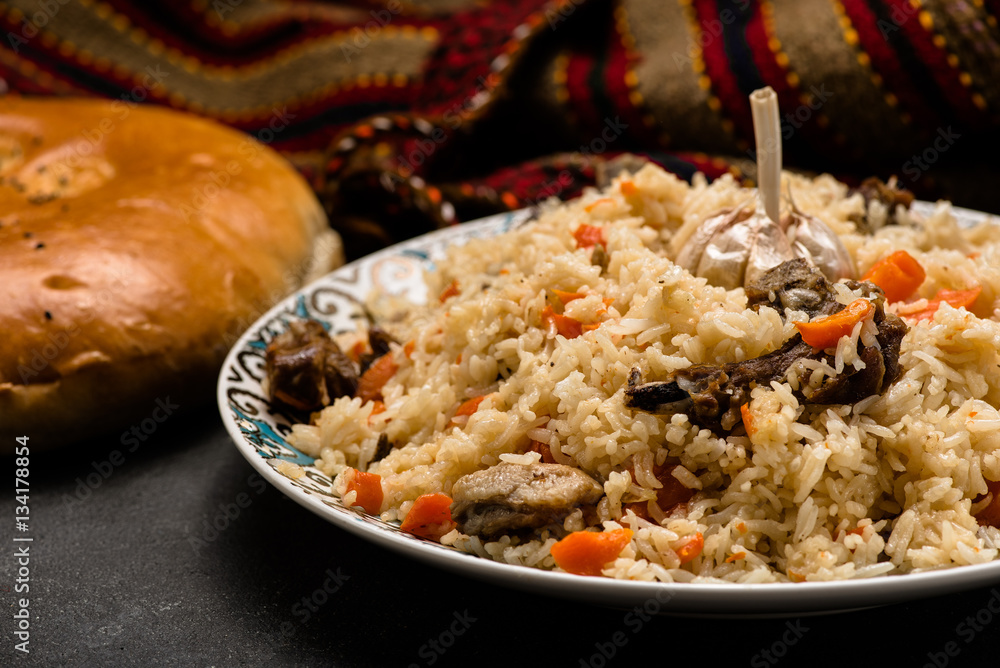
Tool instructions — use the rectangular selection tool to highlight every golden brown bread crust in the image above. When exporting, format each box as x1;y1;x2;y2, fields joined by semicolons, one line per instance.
0;97;341;451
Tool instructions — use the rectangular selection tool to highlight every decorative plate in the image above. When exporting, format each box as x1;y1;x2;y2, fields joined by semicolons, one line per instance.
217;203;1000;616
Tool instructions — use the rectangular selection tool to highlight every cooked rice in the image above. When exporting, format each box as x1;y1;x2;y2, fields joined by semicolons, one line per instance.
290;163;1000;583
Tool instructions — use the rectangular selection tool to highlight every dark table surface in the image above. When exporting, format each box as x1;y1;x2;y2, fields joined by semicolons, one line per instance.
4;402;1000;667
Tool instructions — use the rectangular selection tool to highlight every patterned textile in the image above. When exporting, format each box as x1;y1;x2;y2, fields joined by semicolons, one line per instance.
2;0;998;258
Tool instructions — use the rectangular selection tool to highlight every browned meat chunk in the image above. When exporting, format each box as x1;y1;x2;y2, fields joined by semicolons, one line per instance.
450;463;604;537
591;243;609;273
265;320;358;411
851;177;915;233
626;261;908;432
974;480;1000;528
625;337;814;432
745;258;844;317
371;433;394;463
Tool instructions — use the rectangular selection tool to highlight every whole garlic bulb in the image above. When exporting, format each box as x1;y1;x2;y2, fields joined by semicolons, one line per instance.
674;87;855;290
674;198;855;290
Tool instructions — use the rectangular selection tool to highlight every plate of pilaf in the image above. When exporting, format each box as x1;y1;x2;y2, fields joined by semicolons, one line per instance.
218;155;1000;614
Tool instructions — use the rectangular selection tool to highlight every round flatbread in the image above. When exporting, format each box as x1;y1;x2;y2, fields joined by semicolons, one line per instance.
0;97;342;450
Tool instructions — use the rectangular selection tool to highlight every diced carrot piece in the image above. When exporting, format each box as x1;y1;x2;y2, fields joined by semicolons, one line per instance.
623;462;695;520
584;197;614;213
552;289;586;304
676;532;704;564
974;480;1000;528
356;354;398;402
593;298;613;319
454;394;491;419
725;551;747;563
550;528;633;576
653;467;695;511
400;493;455;540
439;279;460;302
344;468;383;515
528;439;557;464
904;285;982;322
940;287;980;309
860;250;926;303
740;403;755;436
794;298;874;349
541;305;584;339
403;340;415;359
348;340;367;363
573;224;606;248
367;401;386;424
555;314;583;338
620;180;645;216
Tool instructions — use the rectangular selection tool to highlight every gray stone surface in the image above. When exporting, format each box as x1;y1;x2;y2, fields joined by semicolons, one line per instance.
2;404;998;666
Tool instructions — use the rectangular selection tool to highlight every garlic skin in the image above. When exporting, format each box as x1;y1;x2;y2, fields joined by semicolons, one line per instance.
746;206;798;288
784;209;856;281
674;206;754;290
673;197;856;290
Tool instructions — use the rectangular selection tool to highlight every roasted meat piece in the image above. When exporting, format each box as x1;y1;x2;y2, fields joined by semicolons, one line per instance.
745;258;845;317
264;320;358;411
851;177;915;233
450;463;604;538
626;260;908;432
